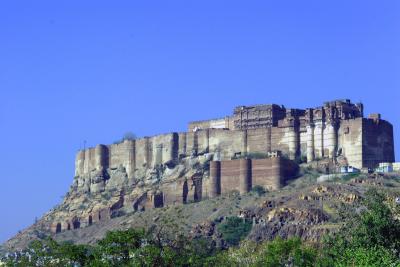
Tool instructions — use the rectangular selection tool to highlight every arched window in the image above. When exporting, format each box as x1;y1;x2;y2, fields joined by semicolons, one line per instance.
88;215;93;226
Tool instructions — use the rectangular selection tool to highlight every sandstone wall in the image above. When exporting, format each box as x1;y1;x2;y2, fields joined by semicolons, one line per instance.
220;161;241;193
178;132;187;158
208;129;245;159
135;137;152;169
150;133;179;167
216;157;298;195
299;130;308;158
109;141;134;178
246;128;270;154
252;158;282;190
338;118;363;168
362;118;394;168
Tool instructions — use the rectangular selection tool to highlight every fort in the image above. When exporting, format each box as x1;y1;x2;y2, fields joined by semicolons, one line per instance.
50;99;395;233
76;99;394;176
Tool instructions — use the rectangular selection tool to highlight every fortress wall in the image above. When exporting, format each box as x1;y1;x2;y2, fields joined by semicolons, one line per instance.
252;157;298;190
197;129;210;154
324;123;337;158
209;161;221;197
228;116;235;130
286;127;299;160
150;133;178;167
108;140;135;178
220;161;241;193
135;137;151;169
178;132;187;157
305;125;315;162
252;158;282;190
299;130;308;158
313;122;325;158
338;118;363;168
108;142;132;170
95;144;109;170
125;140;136;179
75;150;85;176
239;159;252;194
83;148;96;173
209;129;245;160
362;118;395;168
186;132;196;154
246;128;270;154
271;127;289;156
215;158;298;194
183;130;209;156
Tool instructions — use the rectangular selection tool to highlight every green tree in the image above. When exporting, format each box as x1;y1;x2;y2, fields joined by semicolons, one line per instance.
96;228;145;266
258;237;319;267
324;188;400;266
333;246;400;267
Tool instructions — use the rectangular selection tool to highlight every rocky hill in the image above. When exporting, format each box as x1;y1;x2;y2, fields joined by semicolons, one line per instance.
3;165;400;253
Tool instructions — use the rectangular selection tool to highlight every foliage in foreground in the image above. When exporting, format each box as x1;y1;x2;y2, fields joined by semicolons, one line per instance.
3;189;400;266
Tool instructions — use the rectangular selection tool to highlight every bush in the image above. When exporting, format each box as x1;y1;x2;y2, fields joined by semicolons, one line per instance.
251;185;267;196
341;172;361;181
217;217;252;246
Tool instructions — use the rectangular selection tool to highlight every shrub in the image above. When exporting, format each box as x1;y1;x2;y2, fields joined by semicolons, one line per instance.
251;185;267;196
341;172;361;181
217;217;252;246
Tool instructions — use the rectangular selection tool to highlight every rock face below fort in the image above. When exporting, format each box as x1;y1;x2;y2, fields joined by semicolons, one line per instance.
1;99;396;251
4;172;400;252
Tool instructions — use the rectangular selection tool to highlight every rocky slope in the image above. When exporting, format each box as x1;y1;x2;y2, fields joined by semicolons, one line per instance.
3;167;400;253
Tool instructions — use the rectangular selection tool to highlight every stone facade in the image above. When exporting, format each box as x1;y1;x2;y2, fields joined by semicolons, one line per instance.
188;99;394;169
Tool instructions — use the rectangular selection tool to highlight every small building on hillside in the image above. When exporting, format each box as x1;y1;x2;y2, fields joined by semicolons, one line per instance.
376;162;394;173
340;165;360;174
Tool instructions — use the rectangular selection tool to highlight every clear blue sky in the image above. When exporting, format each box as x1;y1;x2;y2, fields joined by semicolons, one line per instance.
0;1;399;243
